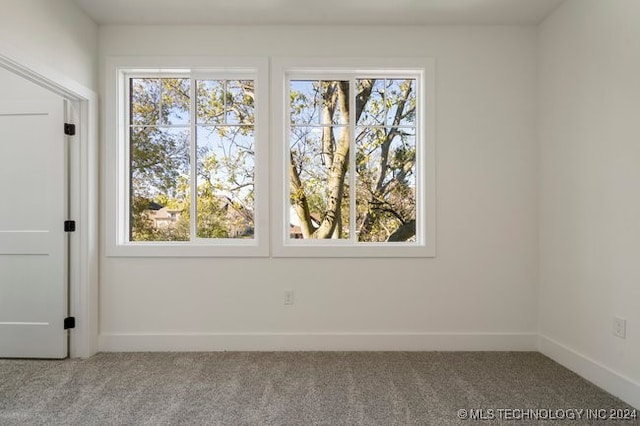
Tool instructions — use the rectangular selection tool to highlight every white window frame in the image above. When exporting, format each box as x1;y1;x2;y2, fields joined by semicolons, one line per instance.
105;56;269;257
271;57;436;258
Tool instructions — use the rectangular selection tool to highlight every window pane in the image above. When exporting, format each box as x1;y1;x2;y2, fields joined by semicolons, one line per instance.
130;127;190;241
197;80;255;126
289;80;349;126
356;78;385;126
226;80;255;125
385;79;416;127
196;126;255;239
289;126;350;239
290;80;319;125
356;126;416;243
319;81;349;125
131;78;160;125
161;78;190;125
196;80;225;124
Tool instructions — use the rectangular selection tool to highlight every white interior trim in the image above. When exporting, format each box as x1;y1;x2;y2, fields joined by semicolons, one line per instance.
100;332;538;352
539;335;640;409
0;42;99;359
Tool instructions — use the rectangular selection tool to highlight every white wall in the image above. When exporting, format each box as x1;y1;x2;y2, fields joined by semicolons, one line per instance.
98;25;539;350
538;0;640;408
0;0;98;91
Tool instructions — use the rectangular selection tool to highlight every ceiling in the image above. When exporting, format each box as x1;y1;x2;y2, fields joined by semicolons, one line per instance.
71;0;566;26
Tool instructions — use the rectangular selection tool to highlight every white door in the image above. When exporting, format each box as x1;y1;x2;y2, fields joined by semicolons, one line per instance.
0;100;68;358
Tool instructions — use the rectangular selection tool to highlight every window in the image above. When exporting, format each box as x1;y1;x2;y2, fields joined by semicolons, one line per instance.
105;57;268;256
129;77;255;241
272;58;435;257
106;57;433;258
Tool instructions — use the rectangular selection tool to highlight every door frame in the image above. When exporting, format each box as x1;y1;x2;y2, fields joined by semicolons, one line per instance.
0;44;99;358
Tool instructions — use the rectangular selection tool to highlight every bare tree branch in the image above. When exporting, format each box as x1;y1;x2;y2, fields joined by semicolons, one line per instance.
289;151;317;237
386;219;416;242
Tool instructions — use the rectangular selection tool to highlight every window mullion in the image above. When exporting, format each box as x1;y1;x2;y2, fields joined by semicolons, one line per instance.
189;77;197;241
349;76;357;243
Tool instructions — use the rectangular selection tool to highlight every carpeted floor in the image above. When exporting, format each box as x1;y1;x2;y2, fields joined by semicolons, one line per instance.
0;352;637;425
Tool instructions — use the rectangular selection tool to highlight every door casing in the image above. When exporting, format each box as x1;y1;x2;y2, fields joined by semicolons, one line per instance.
0;44;99;358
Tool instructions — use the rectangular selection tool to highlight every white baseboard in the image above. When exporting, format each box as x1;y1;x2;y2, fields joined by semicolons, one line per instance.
538;335;640;409
99;332;537;352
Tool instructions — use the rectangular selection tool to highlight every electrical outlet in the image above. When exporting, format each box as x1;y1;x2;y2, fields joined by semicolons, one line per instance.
284;290;294;306
613;317;626;339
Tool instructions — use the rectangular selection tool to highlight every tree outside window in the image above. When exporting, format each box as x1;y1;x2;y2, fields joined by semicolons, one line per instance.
128;77;256;242
288;77;418;243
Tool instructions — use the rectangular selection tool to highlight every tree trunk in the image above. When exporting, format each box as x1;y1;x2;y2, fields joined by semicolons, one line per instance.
313;81;350;238
387;220;416;242
289;152;316;238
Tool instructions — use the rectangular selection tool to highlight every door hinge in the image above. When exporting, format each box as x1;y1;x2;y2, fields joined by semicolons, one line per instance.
64;317;76;329
64;123;76;136
64;220;76;232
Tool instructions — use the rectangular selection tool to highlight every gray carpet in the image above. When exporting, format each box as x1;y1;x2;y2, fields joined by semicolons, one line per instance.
0;352;637;425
